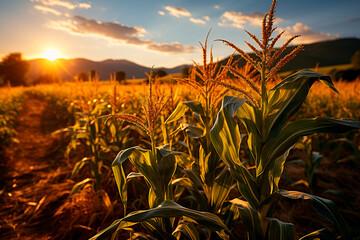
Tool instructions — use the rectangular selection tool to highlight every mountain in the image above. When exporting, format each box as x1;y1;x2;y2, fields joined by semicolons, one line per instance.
27;38;360;81
28;58;190;81
219;38;360;72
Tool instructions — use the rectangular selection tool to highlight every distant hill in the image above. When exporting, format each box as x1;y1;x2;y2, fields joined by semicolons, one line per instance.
28;58;190;81
27;38;360;82
219;38;360;72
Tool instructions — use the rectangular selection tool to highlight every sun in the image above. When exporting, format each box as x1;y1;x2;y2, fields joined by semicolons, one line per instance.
42;48;62;61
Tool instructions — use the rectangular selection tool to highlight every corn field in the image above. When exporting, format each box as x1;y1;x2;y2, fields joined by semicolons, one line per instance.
1;1;360;239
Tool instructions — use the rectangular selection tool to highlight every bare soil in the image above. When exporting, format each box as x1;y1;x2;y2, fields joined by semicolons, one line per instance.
0;93;72;240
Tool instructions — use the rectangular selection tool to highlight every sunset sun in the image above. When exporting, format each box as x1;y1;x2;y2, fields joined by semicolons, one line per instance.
42;48;62;61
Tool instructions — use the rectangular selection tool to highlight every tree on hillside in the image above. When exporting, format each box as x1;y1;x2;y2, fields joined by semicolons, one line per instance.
115;70;126;83
0;53;29;86
351;50;360;69
77;71;88;82
181;66;190;78
155;69;167;77
89;69;98;81
33;73;59;85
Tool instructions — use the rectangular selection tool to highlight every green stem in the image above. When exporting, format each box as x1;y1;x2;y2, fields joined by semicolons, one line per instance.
204;85;211;152
260;55;269;140
150;133;157;165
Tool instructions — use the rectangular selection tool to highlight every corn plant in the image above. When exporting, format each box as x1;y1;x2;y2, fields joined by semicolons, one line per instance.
0;87;24;152
327;137;360;166
210;0;360;239
162;34;244;239
91;70;230;240
289;136;323;193
54;97;113;194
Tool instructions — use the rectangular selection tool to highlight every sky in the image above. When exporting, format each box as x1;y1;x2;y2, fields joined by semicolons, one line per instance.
0;0;359;68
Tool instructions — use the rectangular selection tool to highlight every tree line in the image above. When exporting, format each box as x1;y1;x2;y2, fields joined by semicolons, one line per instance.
2;51;359;86
0;53;175;86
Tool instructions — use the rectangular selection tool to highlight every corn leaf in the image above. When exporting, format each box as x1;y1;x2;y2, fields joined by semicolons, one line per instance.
76;131;88;139
265;70;338;142
165;102;187;124
259;150;290;201
71;157;93;177
112;147;153;214
210;167;233;212
126;172;143;179
235;102;262;166
299;228;336;240
147;187;158;209
260;117;360;176
141;218;177;240
112;151;129;214
181;123;204;139
158;147;193;169
115;200;230;235
267;218;294;240
125;232;158;240
182;169;203;189
198;146;212;185
231;165;260;209
69;178;93;196
210;95;245;168
89;219;137;240
220;201;240;229
157;154;177;194
172;177;209;211
211;95;260;209
230;198;263;240
126;148;157;192
183;101;205;116
279;190;351;237
165;100;205;125
173;221;200;240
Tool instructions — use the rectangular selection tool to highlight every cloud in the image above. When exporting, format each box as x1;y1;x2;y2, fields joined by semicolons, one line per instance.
189;17;206;25
214;5;220;9
78;3;91;9
218;11;283;29
48;15;196;54
348;17;360;22
164;6;191;18
162;6;209;25
219;11;264;29
34;5;61;15
148;42;195;54
279;23;340;44
30;0;91;10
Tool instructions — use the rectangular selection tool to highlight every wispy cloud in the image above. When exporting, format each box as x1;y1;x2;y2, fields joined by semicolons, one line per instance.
219;11;265;29
34;5;61;15
148;42;195;54
30;0;91;10
78;3;91;9
164;6;191;18
348;17;360;22
48;15;196;54
214;5;220;9
280;23;340;44
189;17;206;25
162;6;209;25
158;11;165;16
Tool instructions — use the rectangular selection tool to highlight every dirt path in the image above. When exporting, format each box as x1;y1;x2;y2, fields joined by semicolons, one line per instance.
0;93;72;240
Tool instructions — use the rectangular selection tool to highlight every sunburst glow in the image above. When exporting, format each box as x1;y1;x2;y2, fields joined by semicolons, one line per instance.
42;48;62;61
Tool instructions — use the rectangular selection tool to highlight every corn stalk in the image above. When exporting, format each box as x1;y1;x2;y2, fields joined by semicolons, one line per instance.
210;0;360;239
